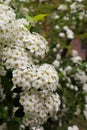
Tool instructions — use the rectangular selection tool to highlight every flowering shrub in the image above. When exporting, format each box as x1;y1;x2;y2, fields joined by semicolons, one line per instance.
0;3;60;130
52;50;87;129
0;0;87;130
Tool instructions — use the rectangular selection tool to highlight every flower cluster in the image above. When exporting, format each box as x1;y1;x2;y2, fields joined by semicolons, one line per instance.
51;0;86;44
0;3;60;130
20;90;60;127
12;63;60;127
52;50;87;128
24;33;49;58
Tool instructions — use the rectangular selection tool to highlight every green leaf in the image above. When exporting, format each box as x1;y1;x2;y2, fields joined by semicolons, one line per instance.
26;16;34;23
26;14;48;30
33;14;48;22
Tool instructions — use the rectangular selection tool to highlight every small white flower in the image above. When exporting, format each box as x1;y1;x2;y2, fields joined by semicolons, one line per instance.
71;56;82;64
52;60;60;68
56;54;61;60
59;32;65;38
83;104;87;120
68;125;79;130
72;50;78;57
65;66;72;73
83;84;87;92
58;4;67;11
55;25;60;30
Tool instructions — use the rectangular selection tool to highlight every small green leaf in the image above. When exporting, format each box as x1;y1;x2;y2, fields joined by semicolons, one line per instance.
33;14;48;22
26;16;35;29
26;16;34;23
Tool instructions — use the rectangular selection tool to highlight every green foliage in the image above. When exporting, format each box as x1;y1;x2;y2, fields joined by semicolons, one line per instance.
26;14;48;30
7;118;21;130
0;0;87;130
33;14;49;22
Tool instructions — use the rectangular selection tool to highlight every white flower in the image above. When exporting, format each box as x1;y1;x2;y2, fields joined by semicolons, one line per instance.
56;44;60;49
32;64;59;91
63;26;69;31
63;26;74;39
74;108;81;115
68;125;79;130
78;12;85;20
70;2;77;10
65;66;72;73
66;30;74;39
63;16;69;21
24;32;49;58
71;56;82;64
83;104;87;120
52;60;60;68
56;54;61;60
19;90;60;127
74;69;87;84
54;15;60;19
53;48;57;52
59;33;65;38
19;7;29;16
55;25;60;30
31;126;44;130
12;65;38;91
83;84;87;92
58;4;67;11
2;46;33;70
72;50;78;57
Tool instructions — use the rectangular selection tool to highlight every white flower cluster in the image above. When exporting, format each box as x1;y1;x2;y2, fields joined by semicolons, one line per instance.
12;64;59;91
12;64;60;127
20;90;60;127
2;46;33;70
0;4;48;60
71;50;82;64
59;66;79;92
0;4;16;43
74;69;87;84
0;3;60;129
52;53;61;68
52;0;86;41
58;51;87;120
63;26;74;39
54;50;86;93
24;32;49;58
